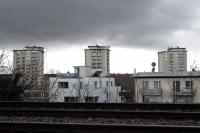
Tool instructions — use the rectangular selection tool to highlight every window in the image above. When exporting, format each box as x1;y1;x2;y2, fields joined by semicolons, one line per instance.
100;81;102;88
92;59;97;62
85;96;98;103
111;81;113;86
154;81;161;93
94;81;97;89
143;96;149;103
173;81;180;92
142;81;149;90
106;81;109;87
80;82;82;87
185;81;193;89
97;59;102;62
58;82;69;88
64;97;78;103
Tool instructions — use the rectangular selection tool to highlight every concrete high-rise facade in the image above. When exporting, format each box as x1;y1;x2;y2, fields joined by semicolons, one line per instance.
13;46;45;101
85;45;110;76
13;46;44;89
158;47;187;72
13;46;44;75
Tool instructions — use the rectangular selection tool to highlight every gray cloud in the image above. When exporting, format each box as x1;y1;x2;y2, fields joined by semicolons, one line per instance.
0;0;200;49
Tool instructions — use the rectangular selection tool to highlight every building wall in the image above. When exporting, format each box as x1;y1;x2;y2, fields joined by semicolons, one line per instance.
13;46;44;101
85;45;110;76
158;47;187;72
13;46;44;86
49;77;121;103
13;46;44;75
111;74;135;103
135;77;200;103
74;66;92;78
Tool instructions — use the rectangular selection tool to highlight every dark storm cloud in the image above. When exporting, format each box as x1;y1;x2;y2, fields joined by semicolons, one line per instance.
0;0;199;49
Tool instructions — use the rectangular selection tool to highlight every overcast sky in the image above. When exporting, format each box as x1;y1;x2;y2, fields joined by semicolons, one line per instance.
1;0;200;73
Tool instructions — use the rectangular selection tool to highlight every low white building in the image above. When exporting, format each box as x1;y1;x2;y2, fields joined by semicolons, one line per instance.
49;66;121;103
135;72;200;103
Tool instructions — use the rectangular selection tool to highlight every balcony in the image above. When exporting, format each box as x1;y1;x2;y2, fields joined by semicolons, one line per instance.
172;88;194;96
140;88;162;96
119;90;132;96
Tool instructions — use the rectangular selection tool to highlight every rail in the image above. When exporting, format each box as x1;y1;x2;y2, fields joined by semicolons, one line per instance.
0;122;200;133
0;109;200;119
0;101;200;111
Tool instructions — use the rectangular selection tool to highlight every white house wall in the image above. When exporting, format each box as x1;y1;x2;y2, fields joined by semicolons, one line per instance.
49;78;79;102
49;77;121;103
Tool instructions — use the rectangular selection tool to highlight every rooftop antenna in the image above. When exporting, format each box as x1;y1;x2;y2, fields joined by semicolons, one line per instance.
134;68;136;74
151;62;156;72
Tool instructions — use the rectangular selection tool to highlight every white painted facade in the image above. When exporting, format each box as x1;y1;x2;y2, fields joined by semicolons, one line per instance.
135;72;200;103
73;66;106;77
49;66;121;103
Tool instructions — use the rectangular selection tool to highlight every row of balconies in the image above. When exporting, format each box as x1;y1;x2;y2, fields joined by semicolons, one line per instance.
140;88;194;96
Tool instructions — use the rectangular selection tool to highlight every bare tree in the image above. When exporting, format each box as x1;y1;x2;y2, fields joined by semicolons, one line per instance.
0;49;12;74
0;50;24;101
166;74;200;104
12;54;45;101
49;77;99;103
48;77;59;101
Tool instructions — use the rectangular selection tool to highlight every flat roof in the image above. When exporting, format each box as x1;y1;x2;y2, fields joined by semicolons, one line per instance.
73;66;92;68
13;46;44;51
135;71;200;78
85;45;110;50
158;47;187;53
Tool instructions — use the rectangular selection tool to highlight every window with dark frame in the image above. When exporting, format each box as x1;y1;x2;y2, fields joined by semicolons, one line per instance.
142;81;149;90
106;81;109;87
85;96;98;103
185;81;193;89
58;82;69;88
64;97;78;103
94;81;98;89
173;81;180;92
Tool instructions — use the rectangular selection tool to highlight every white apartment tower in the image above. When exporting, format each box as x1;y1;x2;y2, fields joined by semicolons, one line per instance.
13;46;44;74
158;47;187;72
85;45;110;76
13;46;44;88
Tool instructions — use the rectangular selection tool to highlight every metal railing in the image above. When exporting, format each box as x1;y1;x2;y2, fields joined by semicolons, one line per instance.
140;88;162;96
172;88;194;96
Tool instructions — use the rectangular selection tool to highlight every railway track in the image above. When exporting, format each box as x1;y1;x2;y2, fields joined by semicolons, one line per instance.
0;101;200;111
0;109;200;119
0;122;200;133
0;102;200;132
